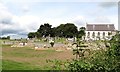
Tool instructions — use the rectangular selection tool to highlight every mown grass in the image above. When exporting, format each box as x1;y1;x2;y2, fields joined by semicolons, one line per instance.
2;46;57;58
2;59;41;70
2;45;55;70
2;42;73;70
0;59;2;71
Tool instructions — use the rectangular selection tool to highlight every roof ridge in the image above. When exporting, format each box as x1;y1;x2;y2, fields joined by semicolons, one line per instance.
86;24;115;31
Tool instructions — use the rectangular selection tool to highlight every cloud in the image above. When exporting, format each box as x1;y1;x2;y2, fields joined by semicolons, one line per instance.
0;2;40;37
87;16;112;24
72;16;86;27
44;16;86;29
0;1;118;38
0;18;13;24
22;5;30;13
1;15;41;36
0;3;17;36
94;16;111;23
108;15;118;30
1;29;20;35
99;2;117;8
1;23;24;35
0;3;14;25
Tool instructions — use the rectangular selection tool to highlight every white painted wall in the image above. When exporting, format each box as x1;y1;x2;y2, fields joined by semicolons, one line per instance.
85;31;112;40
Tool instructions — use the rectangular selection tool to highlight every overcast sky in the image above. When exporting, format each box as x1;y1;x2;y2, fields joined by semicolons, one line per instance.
0;0;119;38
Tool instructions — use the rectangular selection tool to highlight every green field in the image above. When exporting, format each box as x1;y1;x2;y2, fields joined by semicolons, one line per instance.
2;43;74;70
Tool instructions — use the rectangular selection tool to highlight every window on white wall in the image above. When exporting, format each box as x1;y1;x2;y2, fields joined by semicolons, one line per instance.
87;32;90;38
92;32;95;38
97;32;100;40
103;32;105;39
98;32;100;36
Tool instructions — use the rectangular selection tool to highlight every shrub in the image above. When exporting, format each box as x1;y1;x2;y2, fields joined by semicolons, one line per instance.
46;33;120;71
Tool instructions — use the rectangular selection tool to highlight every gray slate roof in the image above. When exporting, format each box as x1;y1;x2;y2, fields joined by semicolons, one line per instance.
86;24;115;31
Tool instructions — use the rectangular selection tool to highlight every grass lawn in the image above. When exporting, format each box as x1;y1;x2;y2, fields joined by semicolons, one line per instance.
2;44;74;70
2;60;41;70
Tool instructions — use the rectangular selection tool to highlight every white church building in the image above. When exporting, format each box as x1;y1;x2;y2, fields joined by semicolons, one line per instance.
85;23;116;40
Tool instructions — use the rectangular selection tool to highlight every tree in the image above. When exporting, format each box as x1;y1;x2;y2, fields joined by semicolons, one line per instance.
77;27;86;38
37;23;52;37
29;23;78;38
35;32;42;39
56;23;78;38
28;32;36;39
108;32;112;39
64;23;78;38
56;24;65;37
110;31;120;56
80;27;86;30
1;36;10;40
7;36;10;39
50;27;56;37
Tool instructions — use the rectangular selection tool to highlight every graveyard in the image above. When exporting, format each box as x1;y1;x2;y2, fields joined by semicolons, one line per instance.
1;37;113;70
1;1;120;71
1;38;75;70
1;23;119;71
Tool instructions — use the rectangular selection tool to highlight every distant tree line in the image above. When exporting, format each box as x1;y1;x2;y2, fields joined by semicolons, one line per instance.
28;23;85;39
0;36;10;39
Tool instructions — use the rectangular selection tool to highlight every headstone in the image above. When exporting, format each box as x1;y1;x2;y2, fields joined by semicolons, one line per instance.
35;46;39;50
43;44;47;48
49;40;54;47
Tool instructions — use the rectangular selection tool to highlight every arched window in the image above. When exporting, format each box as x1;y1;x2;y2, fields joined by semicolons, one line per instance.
92;32;95;38
87;32;90;38
98;32;100;36
103;32;105;36
103;32;105;39
88;32;90;35
97;32;100;40
111;32;112;35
